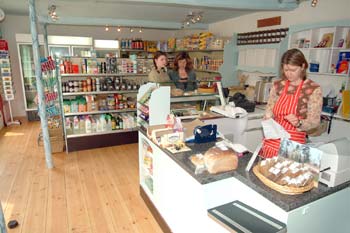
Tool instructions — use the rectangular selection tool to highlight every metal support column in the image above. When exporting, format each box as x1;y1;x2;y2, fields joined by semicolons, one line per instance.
43;23;49;57
28;0;54;169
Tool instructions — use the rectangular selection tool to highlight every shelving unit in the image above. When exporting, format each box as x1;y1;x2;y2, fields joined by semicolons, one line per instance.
62;90;138;96
137;83;170;128
288;26;350;76
61;73;148;77
64;108;136;117
58;56;145;152
288;22;350;119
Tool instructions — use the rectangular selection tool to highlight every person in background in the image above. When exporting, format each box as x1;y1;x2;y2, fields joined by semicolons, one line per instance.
148;51;170;83
261;48;323;158
169;51;197;91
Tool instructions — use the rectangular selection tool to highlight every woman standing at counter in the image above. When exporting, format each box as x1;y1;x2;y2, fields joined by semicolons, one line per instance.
261;48;323;158
169;51;197;91
148;51;170;83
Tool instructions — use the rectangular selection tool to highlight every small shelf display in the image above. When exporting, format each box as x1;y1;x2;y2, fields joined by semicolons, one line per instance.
140;139;154;195
137;83;170;130
289;26;350;76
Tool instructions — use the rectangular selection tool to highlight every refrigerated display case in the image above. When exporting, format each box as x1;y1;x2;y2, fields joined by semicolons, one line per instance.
17;43;45;112
49;45;70;58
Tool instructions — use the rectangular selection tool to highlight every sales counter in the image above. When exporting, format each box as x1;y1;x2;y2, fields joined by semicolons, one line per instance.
138;129;350;233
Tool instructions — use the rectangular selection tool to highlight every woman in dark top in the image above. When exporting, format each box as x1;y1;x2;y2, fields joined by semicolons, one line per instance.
169;52;197;91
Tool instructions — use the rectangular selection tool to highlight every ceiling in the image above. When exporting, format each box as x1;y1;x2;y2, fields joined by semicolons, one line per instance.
0;0;301;29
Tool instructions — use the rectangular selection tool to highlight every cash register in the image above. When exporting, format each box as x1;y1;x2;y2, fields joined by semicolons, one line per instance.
318;137;350;187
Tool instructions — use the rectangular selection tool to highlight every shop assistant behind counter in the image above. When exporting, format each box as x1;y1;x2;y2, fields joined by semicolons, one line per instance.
168;52;197;92
148;51;171;83
261;48;323;158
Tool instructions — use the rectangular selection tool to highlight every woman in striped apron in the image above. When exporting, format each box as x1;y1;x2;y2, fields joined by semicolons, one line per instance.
260;49;323;158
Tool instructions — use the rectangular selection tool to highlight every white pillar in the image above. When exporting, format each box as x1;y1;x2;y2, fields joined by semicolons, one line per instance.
28;0;54;169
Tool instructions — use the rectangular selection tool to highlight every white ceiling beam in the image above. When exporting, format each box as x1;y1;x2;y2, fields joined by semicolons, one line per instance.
109;0;299;10
38;15;208;30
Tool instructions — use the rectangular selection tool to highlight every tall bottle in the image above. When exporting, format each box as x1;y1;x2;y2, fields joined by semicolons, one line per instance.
118;116;123;130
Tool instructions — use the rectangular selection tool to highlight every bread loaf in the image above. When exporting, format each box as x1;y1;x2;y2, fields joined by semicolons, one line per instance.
204;146;238;174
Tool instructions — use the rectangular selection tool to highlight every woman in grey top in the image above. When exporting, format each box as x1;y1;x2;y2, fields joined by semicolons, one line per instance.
148;51;170;83
169;52;197;91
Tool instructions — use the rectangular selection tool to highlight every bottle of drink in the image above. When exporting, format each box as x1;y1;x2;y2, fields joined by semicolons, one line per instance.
118;116;123;129
111;116;116;130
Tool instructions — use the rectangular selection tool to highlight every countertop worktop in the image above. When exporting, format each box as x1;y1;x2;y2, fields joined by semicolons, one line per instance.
139;130;350;212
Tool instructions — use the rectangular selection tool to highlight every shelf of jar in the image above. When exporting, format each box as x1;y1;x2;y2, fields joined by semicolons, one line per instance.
62;90;138;96
66;127;138;138
60;73;148;77
64;108;137;117
194;69;220;74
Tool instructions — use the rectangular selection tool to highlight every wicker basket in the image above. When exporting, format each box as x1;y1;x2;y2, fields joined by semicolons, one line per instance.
197;87;216;94
252;165;314;195
38;135;64;153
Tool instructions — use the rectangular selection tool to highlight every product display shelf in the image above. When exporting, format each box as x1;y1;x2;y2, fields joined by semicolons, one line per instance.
307;72;349;77
194;69;220;74
170;93;219;103
58;69;139;153
64;108;136;117
61;73;148;77
66;127;138;138
62;90;138;96
288;25;350;77
137;83;170;127
121;49;149;52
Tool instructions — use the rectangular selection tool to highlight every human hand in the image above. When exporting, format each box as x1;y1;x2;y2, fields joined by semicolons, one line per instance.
284;114;299;127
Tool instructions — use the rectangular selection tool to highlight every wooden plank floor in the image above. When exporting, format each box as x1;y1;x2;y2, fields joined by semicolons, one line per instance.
0;121;163;233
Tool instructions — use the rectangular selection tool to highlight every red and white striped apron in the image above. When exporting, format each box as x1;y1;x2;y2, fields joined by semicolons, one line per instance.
260;80;306;158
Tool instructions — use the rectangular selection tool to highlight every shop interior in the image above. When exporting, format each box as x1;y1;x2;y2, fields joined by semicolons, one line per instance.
0;0;350;233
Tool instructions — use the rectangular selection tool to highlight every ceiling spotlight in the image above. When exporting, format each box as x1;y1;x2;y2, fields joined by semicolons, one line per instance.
105;25;109;31
48;5;59;21
130;28;134;33
139;28;143;33
311;0;318;7
183;11;203;26
117;27;121;32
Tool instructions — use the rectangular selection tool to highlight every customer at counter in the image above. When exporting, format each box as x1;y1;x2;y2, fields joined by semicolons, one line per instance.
148;51;170;83
169;51;197;91
261;48;323;158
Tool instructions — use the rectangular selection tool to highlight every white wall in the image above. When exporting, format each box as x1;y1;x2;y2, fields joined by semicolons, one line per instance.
209;0;350;94
0;14;175;118
209;0;350;36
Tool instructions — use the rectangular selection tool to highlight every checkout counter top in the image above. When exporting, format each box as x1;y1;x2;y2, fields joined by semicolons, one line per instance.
139;129;350;212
